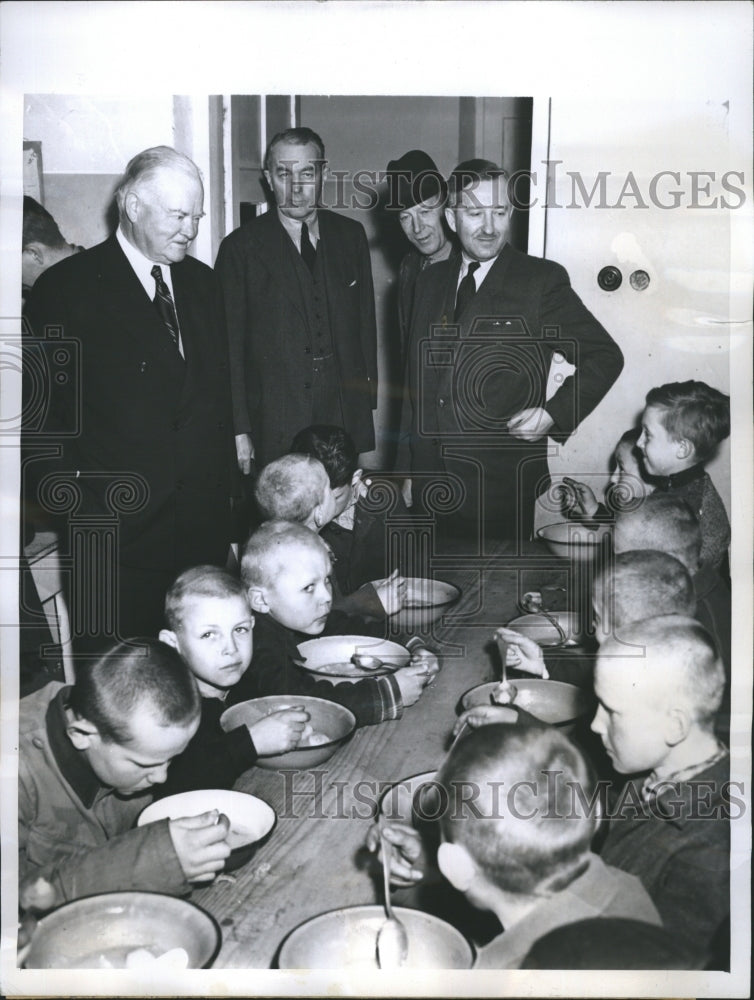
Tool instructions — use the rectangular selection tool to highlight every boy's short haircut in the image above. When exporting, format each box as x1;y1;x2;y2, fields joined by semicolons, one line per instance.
594;549;696;628
68;639;200;744
600;615;725;728
438;725;599;896
614;493;702;572
241;520;329;589
254;454;328;522
23;196;66;249
164;565;248;631
645;381;730;462
289;424;358;489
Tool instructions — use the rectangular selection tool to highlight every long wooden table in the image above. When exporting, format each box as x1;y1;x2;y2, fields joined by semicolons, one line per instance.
192;540;589;968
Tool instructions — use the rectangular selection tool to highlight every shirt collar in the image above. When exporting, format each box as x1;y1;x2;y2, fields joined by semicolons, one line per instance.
116;226;176;301
457;251;499;290
276;208;320;247
655;462;706;492
641;744;729;804
46;686;102;809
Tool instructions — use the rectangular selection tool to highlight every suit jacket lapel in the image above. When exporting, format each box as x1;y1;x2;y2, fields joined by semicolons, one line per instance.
250;212;308;324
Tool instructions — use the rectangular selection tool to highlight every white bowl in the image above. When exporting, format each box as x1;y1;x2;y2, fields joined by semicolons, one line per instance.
278;905;473;969
390;577;461;631
138;789;275;871
507;611;585;647
220;695;356;769
25;891;220;969
537;521;612;561
297;634;410;683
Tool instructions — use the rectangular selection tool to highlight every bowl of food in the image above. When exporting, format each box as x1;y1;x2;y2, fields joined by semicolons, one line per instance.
25;891;220;969
460;679;592;731
507;611;585;647
278;905;473;969
296;635;410;683
138;789;275;872
537;521;612;562
220;695;356;769
389;577;461;631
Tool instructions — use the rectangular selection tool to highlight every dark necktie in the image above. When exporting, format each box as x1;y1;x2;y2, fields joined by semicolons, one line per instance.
454;261;480;321
300;222;317;273
151;264;181;353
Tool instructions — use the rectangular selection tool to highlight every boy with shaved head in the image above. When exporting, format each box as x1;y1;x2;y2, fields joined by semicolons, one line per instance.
594;615;730;957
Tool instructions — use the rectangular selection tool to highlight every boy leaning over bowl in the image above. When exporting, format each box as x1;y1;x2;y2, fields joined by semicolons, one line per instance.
369;725;661;969
154;566;310;798
18;640;232;906
227;521;438;726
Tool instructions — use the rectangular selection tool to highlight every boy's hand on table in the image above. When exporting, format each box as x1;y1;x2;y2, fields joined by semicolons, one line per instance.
249;707;310;755
169;810;232;882
235;433;254;475
494;627;549;678
375;568;408;615
365;821;426;886
562;476;599;518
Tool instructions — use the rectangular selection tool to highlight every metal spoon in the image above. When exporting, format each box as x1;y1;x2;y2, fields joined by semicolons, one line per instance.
493;632;518;705
351;653;398;672
375;834;409;968
519;594;569;645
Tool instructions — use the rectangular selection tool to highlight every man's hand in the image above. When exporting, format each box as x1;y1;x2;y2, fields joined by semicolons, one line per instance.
400;478;413;509
507;407;555;442
374;568;408;615
235;433;255;475
249;707;310;756
562;477;599;518
365;821;426;886
169;810;232;882
393;663;431;707
494;626;549;677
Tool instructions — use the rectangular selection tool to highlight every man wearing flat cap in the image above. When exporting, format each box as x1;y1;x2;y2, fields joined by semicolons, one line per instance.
398;159;624;548
384;150;454;357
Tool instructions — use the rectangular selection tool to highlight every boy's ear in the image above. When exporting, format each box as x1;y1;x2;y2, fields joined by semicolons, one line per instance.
66;716;100;751
437;841;477;892
248;587;270;615
665;705;692;746
158;628;179;650
676;437;694;460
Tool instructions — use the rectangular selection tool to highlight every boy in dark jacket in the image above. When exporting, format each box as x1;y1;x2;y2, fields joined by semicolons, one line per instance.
157;566;309;796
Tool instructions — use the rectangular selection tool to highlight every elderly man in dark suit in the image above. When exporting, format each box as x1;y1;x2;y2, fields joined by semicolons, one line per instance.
215;127;378;474
398;159;624;547
23;146;235;647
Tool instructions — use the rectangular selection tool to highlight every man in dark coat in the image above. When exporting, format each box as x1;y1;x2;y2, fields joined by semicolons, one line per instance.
215;127;378;473
23;146;235;648
398;159;624;547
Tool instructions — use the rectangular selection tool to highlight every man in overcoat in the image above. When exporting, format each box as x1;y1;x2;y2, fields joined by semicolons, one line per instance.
399;159;624;546
215;127;378;473
23;146;235;647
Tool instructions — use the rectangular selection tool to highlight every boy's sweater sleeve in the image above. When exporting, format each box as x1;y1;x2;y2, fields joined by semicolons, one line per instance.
228;617;403;726
18;793;190;904
154;702;258;799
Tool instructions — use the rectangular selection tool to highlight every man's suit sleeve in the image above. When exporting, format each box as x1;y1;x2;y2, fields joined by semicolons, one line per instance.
540;261;624;442
356;224;379;408
215;235;253;437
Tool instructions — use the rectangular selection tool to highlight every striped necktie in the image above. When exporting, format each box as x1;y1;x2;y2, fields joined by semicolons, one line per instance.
151;265;181;353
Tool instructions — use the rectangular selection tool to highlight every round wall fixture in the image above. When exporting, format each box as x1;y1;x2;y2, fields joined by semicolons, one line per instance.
597;265;622;291
630;269;651;290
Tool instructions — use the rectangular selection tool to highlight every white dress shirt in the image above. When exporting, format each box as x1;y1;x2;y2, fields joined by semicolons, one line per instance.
116;227;184;356
456;252;499;293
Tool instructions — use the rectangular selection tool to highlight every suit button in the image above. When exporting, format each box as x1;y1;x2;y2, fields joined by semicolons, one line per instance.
304;382;311;390
438;398;446;407
305;346;312;354
217;421;225;430
139;361;148;373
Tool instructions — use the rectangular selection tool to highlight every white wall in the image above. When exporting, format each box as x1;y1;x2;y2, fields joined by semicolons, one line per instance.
541;97;744;516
